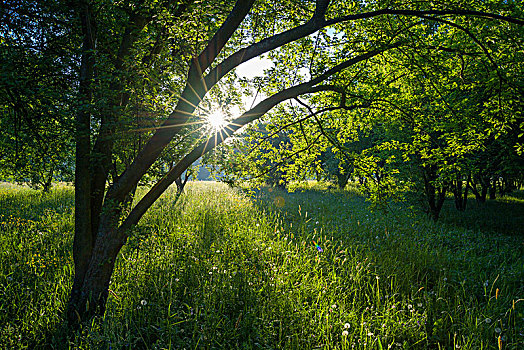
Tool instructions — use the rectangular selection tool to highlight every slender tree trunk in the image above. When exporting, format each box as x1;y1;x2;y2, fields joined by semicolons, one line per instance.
489;176;496;200
463;174;470;210
452;173;469;211
336;171;350;189
422;165;446;221
68;0;96;325
469;173;488;204
479;175;489;202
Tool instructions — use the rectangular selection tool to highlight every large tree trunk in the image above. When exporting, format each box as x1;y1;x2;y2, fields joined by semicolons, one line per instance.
70;206;125;321
68;0;96;325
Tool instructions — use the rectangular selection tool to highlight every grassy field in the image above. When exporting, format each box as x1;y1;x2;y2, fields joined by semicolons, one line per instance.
0;181;523;349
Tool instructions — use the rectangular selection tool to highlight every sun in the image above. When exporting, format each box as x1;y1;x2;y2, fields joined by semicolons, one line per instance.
207;111;227;130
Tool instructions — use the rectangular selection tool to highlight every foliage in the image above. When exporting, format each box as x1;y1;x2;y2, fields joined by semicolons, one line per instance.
2;0;524;328
0;1;76;190
215;0;524;218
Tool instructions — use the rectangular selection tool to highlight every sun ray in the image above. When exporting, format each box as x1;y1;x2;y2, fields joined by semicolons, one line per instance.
176;94;200;110
185;80;204;105
126;121;206;134
201;133;213;158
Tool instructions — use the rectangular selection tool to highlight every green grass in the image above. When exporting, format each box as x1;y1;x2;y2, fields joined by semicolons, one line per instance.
0;182;523;349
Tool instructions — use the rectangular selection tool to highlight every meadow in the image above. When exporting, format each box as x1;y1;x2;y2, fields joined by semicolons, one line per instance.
0;181;523;349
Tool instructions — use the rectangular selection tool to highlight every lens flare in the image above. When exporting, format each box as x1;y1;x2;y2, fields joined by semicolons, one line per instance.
313;240;323;252
207;111;227;130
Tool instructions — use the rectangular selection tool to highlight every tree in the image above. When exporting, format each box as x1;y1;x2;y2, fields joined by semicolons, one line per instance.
0;0;76;190
3;0;523;325
70;0;524;323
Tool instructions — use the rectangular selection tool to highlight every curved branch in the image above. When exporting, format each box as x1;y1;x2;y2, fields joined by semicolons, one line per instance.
119;46;393;231
325;9;524;27
192;0;255;78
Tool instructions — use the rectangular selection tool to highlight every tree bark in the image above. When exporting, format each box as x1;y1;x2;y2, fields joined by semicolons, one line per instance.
489;176;497;199
452;173;469;211
68;0;96;325
422;165;447;221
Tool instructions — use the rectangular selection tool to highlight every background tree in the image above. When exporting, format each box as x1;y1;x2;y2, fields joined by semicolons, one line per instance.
0;0;76;190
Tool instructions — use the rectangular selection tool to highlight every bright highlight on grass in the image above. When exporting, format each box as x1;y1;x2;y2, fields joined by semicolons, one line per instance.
207;111;228;130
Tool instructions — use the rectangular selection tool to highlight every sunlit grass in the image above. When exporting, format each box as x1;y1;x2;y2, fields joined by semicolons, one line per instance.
0;182;522;349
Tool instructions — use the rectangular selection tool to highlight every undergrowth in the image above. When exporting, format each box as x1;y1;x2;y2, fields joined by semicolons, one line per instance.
0;182;522;349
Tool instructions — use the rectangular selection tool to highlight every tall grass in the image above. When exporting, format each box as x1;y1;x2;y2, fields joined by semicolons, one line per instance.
0;182;522;349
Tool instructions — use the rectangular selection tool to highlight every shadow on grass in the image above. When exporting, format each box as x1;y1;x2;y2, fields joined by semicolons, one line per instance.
7;183;523;349
0;185;75;223
438;192;524;236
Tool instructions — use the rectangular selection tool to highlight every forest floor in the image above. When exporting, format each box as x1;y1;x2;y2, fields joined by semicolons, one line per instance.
0;181;523;349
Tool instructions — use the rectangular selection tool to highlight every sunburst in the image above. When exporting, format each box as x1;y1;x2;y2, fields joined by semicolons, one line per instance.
207;111;228;131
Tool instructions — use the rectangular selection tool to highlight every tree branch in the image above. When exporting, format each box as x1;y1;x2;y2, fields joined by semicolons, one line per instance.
119;46;393;231
325;9;524;27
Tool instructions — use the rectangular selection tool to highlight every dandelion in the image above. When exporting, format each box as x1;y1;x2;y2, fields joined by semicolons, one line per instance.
485;318;492;324
495;328;501;333
498;335;502;350
496;288;500;300
342;330;349;337
344;323;351;329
